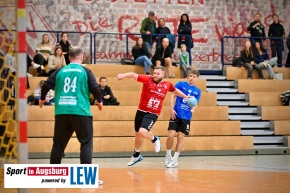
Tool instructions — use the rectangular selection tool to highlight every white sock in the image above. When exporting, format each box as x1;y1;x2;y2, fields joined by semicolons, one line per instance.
173;152;180;161
134;148;140;152
166;149;172;156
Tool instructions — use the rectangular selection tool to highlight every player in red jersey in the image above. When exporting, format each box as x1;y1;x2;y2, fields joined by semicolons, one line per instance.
117;67;189;166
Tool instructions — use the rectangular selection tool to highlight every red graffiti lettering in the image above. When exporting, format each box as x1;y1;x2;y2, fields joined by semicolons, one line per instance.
193;38;208;43
135;0;146;2
72;20;89;34
215;22;248;42
178;0;189;4
98;18;113;28
118;15;139;41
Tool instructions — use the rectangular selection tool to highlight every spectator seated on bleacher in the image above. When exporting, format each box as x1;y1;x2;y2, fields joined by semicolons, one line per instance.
240;40;263;79
97;77;119;106
253;41;277;79
47;47;66;76
132;37;153;75
33;80;54;106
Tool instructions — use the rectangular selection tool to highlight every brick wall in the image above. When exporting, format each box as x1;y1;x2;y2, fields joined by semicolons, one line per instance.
1;0;289;69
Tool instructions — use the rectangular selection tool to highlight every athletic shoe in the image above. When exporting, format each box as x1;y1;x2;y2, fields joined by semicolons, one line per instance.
164;155;172;166
127;155;143;166
27;73;33;77
166;159;178;168
33;63;41;69
154;136;161;153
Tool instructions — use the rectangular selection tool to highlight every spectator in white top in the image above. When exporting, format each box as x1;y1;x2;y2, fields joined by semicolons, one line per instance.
48;47;66;75
4;43;16;74
33;34;53;76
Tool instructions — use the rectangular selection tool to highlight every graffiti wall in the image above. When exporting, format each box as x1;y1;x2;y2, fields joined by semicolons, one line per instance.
0;0;289;69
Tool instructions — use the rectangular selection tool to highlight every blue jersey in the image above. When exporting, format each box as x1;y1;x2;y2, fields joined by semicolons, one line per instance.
174;81;201;120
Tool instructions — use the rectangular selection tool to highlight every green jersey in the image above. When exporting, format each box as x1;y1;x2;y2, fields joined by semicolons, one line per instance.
54;64;91;116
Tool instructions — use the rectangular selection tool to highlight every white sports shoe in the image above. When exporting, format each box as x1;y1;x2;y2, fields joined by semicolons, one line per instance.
154;136;161;153
164;155;172;166
127;155;143;166
166;159;178;168
33;63;41;69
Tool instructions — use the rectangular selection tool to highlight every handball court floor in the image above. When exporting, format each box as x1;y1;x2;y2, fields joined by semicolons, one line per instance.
2;155;290;193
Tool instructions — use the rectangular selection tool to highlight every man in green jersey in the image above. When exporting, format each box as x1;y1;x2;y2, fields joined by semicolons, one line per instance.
39;47;103;164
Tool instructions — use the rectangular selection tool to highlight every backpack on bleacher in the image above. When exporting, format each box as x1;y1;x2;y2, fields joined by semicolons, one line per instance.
232;56;242;67
120;58;134;65
281;90;290;106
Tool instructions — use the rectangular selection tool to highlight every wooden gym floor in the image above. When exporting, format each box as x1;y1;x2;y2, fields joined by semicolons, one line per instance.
2;155;290;193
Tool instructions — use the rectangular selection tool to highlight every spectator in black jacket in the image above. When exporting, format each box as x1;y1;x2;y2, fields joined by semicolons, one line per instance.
177;13;193;65
241;40;263;79
132;37;152;75
268;14;285;67
156;18;171;46
247;13;266;46
152;38;174;78
286;32;290;68
99;77;119;106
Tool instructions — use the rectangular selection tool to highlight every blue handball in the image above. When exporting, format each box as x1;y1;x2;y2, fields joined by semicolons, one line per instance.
187;97;197;107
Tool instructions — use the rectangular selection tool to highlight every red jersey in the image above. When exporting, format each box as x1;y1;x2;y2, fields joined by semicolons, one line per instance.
137;75;176;115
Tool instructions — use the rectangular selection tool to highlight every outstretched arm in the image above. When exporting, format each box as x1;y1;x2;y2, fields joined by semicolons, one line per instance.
117;72;138;80
173;88;188;100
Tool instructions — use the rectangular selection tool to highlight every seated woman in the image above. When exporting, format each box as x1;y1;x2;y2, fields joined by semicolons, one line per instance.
241;40;263;79
254;41;277;79
152;38;174;78
33;34;53;76
132;37;153;75
34;80;54;105
56;32;72;64
4;43;16;74
47;47;66;75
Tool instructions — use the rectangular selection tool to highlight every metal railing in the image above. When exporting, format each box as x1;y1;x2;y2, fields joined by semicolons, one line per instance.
93;32;192;64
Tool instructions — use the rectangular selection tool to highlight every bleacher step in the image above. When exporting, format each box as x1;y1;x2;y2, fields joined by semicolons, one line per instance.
254;145;288;149
218;101;249;106
217;94;245;100
254;136;284;144
228;115;261;120
206;88;238;93
199;75;226;80
241;121;270;129
206;81;235;87
241;130;274;136
229;107;258;114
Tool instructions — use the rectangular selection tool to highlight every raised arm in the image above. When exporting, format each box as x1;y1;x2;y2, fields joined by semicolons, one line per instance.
117;72;138;80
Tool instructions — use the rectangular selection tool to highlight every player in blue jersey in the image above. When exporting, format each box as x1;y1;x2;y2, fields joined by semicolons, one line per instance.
165;70;201;168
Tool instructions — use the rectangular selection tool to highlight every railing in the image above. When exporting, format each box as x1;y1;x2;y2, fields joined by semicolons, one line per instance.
1;29;192;65
93;33;192;64
221;36;288;67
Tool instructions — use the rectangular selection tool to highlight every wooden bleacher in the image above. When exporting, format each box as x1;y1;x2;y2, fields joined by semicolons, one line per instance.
28;120;241;137
258;106;290;120
85;64;183;78
237;79;290;92
246;92;283;106
26;64;258;154
28;77;207;92
226;66;290;80
270;121;290;135
114;91;216;106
